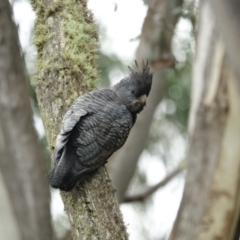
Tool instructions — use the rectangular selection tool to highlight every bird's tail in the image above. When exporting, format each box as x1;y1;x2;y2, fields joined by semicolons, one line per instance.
48;149;90;191
48;148;75;190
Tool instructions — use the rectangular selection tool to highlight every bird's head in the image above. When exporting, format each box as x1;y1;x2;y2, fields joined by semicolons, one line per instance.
112;60;153;114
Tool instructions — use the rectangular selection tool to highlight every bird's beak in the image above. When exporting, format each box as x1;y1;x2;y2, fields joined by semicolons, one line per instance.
139;95;147;106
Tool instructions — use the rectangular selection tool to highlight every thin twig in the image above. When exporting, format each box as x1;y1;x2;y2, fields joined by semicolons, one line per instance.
123;161;186;203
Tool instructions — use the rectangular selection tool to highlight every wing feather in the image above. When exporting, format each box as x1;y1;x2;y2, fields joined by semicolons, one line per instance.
53;99;88;166
73;104;132;169
49;89;134;191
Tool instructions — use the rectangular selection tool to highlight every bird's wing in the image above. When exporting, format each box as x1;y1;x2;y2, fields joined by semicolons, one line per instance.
50;89;133;191
53;98;88;166
73;103;132;169
56;112;131;190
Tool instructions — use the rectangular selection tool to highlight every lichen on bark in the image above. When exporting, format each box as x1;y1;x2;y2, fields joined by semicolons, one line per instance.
31;0;128;239
31;0;99;146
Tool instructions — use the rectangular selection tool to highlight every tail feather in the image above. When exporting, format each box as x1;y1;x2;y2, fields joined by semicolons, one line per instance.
48;148;90;191
48;148;75;190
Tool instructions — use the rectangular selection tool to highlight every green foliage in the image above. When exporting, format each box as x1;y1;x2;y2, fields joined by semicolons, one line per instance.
164;60;191;131
146;56;192;162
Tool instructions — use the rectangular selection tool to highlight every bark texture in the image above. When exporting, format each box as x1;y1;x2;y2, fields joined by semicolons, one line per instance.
31;0;128;239
169;1;240;239
108;0;183;203
0;0;53;239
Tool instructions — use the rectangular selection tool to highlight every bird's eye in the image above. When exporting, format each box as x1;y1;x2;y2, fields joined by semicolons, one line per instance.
131;90;135;94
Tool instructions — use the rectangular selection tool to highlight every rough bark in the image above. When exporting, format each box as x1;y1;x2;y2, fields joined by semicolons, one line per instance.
108;0;183;203
0;0;53;239
169;1;240;240
31;0;128;239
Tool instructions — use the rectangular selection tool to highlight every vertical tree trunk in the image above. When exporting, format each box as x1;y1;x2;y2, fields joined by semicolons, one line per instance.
31;0;128;239
109;0;183;203
0;0;53;239
169;1;240;239
209;0;240;81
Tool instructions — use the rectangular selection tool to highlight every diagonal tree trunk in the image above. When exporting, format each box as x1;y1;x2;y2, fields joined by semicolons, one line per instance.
169;1;240;239
31;0;128;239
108;0;183;203
0;0;53;239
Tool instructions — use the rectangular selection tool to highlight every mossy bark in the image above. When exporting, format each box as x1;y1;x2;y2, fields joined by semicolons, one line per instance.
31;0;128;239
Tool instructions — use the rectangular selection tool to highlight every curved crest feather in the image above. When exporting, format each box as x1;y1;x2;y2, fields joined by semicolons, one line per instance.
128;60;152;84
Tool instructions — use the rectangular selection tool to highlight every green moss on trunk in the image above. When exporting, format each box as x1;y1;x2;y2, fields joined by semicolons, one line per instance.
31;0;128;239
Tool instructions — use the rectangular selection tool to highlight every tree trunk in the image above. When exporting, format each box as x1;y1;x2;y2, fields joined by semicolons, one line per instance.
108;0;183;203
169;1;240;239
31;0;128;239
0;0;53;239
209;0;240;81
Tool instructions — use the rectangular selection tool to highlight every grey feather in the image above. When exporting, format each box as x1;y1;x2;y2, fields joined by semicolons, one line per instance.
49;61;153;191
53;102;88;167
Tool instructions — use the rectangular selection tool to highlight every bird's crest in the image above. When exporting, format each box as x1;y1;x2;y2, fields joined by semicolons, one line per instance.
128;60;153;85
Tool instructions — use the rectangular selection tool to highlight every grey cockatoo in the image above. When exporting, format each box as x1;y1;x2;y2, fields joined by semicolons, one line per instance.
49;61;153;191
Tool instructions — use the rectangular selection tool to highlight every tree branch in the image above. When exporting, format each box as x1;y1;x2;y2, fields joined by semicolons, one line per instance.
108;0;184;204
123;162;186;203
31;0;128;239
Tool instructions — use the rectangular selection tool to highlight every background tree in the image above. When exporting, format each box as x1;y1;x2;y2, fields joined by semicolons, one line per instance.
109;0;184;203
170;1;240;239
0;0;52;239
